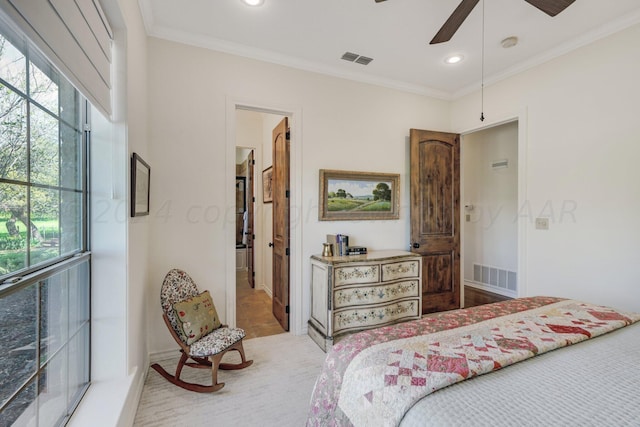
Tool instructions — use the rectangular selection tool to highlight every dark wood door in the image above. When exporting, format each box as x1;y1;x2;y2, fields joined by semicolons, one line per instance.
410;129;461;314
247;150;255;288
272;117;290;330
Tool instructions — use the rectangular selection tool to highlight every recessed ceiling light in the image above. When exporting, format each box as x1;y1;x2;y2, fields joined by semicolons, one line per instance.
242;0;264;6
444;54;464;65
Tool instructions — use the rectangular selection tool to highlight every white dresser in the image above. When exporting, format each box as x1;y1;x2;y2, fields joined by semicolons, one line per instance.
308;250;422;351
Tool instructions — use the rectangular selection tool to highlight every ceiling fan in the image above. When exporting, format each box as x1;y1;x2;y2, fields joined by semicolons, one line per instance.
375;0;576;44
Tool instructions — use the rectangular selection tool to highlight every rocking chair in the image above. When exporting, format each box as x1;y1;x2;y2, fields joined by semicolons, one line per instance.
150;269;253;392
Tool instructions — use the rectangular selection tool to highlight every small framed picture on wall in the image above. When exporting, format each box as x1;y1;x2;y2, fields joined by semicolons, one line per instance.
131;153;150;217
262;166;273;203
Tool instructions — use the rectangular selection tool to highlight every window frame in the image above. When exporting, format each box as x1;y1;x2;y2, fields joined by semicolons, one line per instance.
0;15;92;426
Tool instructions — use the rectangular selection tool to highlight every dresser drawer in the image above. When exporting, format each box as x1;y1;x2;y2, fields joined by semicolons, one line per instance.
334;264;379;287
333;280;420;310
381;259;420;282
333;299;420;335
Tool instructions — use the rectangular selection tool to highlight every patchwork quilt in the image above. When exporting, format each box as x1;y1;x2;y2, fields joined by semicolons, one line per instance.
306;297;640;427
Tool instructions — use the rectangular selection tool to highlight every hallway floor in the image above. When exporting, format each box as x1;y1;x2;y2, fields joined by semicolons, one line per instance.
236;271;285;339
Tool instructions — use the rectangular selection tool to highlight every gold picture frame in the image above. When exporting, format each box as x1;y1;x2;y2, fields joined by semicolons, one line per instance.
318;169;400;221
262;166;273;203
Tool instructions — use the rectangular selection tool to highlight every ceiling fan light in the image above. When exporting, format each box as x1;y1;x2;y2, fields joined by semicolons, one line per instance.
445;54;464;65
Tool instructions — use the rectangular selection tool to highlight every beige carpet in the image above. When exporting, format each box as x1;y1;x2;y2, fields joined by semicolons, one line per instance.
133;333;326;427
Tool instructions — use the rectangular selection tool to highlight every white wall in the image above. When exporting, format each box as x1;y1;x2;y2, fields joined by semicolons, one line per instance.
122;0;149;422
462;122;518;292
453;23;640;313
146;38;451;354
235;147;252;165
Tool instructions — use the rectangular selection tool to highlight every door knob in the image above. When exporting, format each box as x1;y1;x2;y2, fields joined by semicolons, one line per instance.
412;242;420;249
268;242;274;247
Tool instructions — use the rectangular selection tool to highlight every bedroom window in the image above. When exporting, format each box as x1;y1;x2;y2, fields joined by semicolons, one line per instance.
0;18;90;426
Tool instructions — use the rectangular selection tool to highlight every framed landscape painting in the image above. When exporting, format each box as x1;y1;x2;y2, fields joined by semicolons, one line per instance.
318;169;400;221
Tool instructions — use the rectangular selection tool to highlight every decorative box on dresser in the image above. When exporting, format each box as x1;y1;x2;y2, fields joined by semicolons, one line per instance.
308;250;422;351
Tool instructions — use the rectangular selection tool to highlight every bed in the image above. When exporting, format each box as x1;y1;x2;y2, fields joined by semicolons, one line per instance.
306;297;640;427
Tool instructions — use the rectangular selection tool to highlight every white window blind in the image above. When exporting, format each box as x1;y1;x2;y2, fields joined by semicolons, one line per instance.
0;0;113;116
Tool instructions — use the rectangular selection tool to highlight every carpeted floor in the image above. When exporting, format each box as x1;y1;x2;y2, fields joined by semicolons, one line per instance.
133;333;327;427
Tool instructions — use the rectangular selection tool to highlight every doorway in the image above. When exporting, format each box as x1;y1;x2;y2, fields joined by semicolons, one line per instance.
461;120;520;302
234;109;288;338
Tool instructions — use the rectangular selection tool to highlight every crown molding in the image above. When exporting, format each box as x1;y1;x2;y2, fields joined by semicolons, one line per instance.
138;2;640;102
144;23;452;101
137;0;155;35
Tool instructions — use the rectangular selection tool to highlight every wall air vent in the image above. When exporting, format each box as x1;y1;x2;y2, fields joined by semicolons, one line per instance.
473;263;517;292
341;52;374;65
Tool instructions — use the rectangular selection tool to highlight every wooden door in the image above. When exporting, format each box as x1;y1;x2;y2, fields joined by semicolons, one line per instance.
247;150;255;288
272;117;290;330
410;129;461;314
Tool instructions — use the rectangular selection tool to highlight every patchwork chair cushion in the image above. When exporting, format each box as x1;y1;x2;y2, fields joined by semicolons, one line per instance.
160;269;199;340
190;326;246;357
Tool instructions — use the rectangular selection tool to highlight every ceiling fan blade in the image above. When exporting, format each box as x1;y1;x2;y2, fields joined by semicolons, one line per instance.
430;0;480;45
524;0;576;17
374;0;387;3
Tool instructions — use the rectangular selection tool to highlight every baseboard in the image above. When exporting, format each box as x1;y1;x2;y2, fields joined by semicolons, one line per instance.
117;364;146;427
150;348;181;363
465;281;516;298
259;283;273;298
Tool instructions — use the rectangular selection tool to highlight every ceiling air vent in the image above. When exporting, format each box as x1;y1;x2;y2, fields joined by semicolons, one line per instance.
341;52;374;65
355;56;373;65
341;52;359;62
